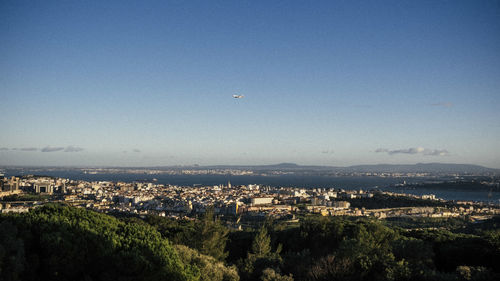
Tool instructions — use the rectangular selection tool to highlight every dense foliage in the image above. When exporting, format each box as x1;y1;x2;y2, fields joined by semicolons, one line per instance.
174;245;239;281
0;194;53;202
144;209;229;261
383;216;471;230
1;204;499;281
346;193;448;209
0;204;198;281
225;216;500;281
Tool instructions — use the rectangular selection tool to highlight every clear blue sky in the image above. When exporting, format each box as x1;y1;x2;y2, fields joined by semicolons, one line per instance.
1;0;499;167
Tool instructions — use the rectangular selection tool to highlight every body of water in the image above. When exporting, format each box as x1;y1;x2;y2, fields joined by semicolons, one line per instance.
5;170;411;188
381;186;500;204
4;170;500;204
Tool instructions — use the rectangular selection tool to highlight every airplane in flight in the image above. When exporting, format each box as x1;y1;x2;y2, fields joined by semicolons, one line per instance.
232;94;244;99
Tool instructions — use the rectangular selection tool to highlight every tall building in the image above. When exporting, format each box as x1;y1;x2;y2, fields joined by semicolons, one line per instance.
1;176;19;192
10;177;19;192
34;182;53;194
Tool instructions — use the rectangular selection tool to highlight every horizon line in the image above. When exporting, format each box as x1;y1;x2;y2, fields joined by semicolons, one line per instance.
1;162;498;170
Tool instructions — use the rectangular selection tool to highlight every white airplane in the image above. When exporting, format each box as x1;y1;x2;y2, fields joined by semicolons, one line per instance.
232;94;244;99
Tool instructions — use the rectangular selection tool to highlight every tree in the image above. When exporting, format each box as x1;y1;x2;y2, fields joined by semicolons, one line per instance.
252;227;272;257
308;255;355;281
174;245;239;281
260;268;293;281
148;208;230;261
0;220;25;281
0;204;199;281
192;208;229;261
240;226;283;281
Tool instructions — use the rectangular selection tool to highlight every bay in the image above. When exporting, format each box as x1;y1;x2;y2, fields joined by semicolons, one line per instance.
4;169;500;203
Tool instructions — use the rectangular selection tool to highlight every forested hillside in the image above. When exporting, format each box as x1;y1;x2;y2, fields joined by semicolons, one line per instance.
0;204;235;281
1;204;499;281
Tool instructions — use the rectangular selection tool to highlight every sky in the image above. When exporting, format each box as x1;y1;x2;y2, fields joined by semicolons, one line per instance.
1;0;500;168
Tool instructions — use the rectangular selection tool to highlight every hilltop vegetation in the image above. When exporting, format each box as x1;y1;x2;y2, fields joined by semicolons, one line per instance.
345;193;448;209
0;204;235;281
1;204;499;281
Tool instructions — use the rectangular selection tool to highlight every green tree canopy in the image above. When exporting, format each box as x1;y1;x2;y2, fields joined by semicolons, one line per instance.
252;227;272;257
0;204;198;281
192;209;229;261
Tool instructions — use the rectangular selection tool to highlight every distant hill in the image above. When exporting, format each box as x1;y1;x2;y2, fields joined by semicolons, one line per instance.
189;162;500;174
340;163;499;174
201;162;499;174
2;162;498;175
200;162;334;171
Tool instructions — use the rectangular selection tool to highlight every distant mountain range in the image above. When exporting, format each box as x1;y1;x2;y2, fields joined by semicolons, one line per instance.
201;162;499;174
2;163;499;175
339;163;499;174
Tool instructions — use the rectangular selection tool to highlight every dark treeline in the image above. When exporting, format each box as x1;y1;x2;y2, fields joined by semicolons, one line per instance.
345;193;449;209
403;181;500;191
1;204;499;281
130;210;500;281
0;194;54;202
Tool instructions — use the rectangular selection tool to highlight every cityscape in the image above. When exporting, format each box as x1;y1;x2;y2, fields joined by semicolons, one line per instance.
2;172;500;221
1;166;500;280
1;1;500;281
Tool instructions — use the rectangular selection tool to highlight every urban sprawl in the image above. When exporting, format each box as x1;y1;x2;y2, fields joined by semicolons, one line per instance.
1;174;499;227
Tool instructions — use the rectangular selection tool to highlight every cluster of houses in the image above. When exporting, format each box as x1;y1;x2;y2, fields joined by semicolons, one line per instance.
1;175;499;222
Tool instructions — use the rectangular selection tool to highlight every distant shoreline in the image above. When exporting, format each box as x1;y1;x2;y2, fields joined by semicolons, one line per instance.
3;169;500;203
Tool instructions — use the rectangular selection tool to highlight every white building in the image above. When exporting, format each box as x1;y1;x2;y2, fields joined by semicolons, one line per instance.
251;197;273;206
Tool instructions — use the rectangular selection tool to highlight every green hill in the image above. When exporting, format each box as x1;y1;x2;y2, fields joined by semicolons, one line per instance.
0;204;212;281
